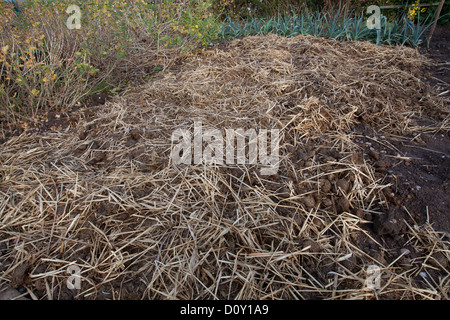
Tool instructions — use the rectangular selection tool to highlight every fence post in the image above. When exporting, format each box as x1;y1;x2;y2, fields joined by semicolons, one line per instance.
427;0;445;48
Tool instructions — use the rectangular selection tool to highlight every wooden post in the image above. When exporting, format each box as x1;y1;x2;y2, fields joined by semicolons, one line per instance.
427;0;445;48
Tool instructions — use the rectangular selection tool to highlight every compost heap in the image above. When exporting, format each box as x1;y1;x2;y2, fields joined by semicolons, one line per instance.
1;34;449;299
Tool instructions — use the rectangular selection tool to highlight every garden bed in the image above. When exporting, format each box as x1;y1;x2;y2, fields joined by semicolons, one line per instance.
0;33;448;300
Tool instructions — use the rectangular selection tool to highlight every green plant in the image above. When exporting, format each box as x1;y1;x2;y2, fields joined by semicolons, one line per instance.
324;6;347;40
403;9;436;46
0;0;223;125
346;13;371;41
219;4;440;47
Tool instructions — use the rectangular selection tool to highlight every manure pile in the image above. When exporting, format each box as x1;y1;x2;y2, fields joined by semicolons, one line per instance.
0;34;449;299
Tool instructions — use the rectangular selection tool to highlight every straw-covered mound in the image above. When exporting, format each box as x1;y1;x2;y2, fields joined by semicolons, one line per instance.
1;34;449;299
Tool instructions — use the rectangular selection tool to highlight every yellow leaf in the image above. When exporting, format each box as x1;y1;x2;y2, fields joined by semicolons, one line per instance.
1;45;9;54
31;89;40;96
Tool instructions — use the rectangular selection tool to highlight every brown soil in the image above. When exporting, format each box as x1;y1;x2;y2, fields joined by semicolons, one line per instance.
422;24;450;88
416;24;450;232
